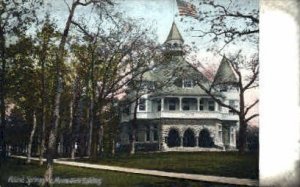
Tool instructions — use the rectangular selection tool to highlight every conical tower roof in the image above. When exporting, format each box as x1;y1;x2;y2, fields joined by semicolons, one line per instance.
165;22;184;43
213;56;238;85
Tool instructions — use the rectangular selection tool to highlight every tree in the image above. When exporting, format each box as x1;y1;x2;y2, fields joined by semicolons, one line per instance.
71;13;161;158
195;52;258;153
33;13;60;165
42;0;113;185
0;0;42;163
178;0;259;153
190;0;259;52
6;35;40;163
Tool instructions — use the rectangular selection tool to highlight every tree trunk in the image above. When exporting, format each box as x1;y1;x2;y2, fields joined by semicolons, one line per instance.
91;102;103;159
43;2;77;185
90;120;99;159
70;76;82;160
87;84;95;157
98;125;104;156
43;130;56;186
69;99;74;159
238;89;247;153
87;53;95;157
238;119;247;154
111;139;115;156
27;111;37;163
130;99;139;155
71;100;83;160
0;26;7;162
39;40;47;165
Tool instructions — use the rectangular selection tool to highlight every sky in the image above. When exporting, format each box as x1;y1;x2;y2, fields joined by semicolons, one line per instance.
44;0;258;56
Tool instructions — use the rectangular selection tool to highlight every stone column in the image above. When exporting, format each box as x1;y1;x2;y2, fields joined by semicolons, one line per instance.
195;136;199;147
197;98;200;111
161;98;164;111
179;97;182;111
180;136;183;147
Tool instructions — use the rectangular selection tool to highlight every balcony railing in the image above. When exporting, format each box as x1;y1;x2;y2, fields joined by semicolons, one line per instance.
121;111;238;122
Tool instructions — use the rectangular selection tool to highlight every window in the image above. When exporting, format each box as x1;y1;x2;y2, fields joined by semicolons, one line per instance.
145;126;150;142
153;125;158;141
208;100;215;111
169;99;176;111
157;104;161;111
199;99;204;111
139;98;146;111
182;100;190;111
218;126;222;141
230;128;235;144
135;131;139;142
183;79;193;88
157;100;161;111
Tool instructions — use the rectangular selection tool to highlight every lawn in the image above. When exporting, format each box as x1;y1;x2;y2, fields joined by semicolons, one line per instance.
78;152;259;179
0;158;240;187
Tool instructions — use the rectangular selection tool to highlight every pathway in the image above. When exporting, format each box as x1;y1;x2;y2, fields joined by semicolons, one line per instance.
11;155;259;186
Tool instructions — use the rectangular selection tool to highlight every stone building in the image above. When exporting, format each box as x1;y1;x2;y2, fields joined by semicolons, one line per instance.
119;22;239;152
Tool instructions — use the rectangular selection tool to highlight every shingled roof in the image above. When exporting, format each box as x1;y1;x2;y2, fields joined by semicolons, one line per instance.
213;56;238;85
165;22;184;43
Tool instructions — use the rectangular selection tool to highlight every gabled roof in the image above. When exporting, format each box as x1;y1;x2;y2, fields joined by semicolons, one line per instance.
142;56;213;95
213;56;238;85
165;22;184;43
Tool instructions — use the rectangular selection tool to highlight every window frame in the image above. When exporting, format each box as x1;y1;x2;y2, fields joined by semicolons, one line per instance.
182;79;193;88
169;98;177;111
208;99;215;111
138;98;146;111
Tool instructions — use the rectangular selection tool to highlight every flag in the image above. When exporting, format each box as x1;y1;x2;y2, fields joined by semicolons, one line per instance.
176;0;197;18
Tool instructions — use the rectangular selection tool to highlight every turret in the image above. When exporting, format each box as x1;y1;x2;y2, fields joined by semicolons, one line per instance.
163;22;184;56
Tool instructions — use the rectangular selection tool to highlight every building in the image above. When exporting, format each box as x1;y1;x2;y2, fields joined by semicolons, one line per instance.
119;22;239;152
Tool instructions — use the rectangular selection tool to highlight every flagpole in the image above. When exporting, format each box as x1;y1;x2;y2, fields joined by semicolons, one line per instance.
173;0;175;22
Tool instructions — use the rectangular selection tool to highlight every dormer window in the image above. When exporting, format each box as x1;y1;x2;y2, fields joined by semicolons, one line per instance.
183;79;193;88
138;98;146;111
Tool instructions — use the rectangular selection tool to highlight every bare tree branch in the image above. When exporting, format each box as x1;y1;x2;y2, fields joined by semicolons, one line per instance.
245;99;259;116
245;113;259;124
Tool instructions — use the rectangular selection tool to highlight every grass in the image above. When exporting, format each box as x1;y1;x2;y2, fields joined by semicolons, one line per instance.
0;158;240;187
77;151;259;179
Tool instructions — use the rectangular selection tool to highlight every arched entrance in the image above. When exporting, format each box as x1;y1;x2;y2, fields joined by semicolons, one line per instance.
167;129;180;147
199;129;214;147
183;129;195;147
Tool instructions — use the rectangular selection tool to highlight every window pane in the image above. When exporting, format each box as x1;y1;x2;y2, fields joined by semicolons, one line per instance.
139;98;146;111
169;99;176;110
200;99;204;110
153;125;158;141
146;127;150;141
183;79;193;88
208;100;215;111
182;100;189;111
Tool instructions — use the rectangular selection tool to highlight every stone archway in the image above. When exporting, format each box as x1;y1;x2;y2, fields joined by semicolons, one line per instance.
183;128;195;147
167;129;180;147
199;129;214;147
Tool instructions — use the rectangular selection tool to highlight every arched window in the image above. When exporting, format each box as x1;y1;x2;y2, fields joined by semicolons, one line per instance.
167;129;180;147
183;129;195;147
199;129;214;147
